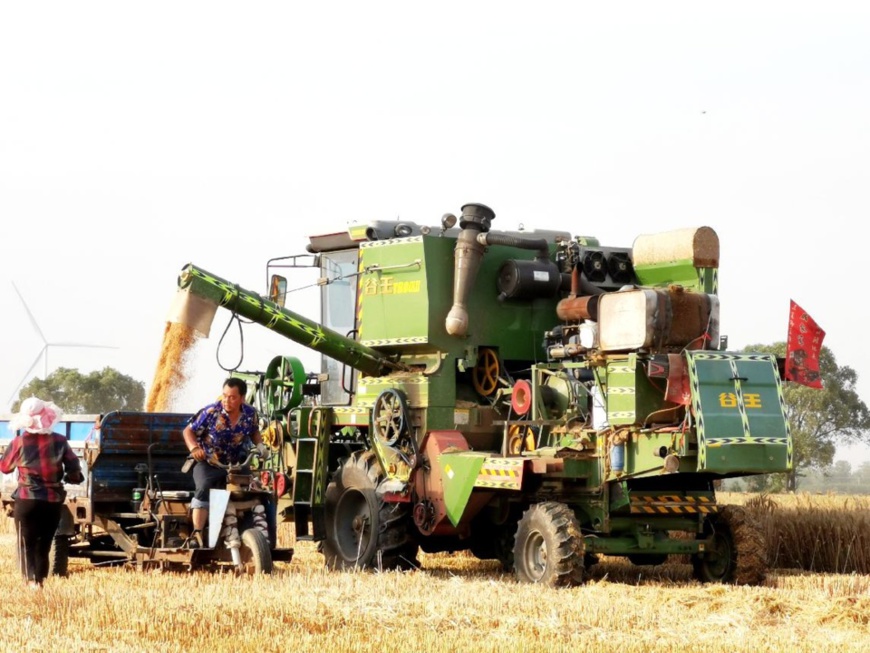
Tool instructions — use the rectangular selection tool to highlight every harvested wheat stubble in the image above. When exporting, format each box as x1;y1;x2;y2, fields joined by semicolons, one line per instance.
145;322;200;412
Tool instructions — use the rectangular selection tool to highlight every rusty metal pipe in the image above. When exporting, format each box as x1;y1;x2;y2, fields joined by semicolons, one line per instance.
445;203;495;337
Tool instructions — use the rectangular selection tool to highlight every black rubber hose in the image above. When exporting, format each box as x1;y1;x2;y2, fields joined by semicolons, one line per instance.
477;232;550;259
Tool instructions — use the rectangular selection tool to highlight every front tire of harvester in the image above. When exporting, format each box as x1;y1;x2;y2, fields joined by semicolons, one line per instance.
323;450;418;571
691;505;767;585
240;528;273;574
513;502;585;587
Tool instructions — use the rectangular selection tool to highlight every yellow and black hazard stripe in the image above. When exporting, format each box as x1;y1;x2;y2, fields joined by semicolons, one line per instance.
475;459;523;490
629;494;720;515
362;376;428;386
475;480;521;490
362;337;429;346
706;437;789;447
329;406;370;426
479;467;520;478
356;249;365;343
360;236;424;249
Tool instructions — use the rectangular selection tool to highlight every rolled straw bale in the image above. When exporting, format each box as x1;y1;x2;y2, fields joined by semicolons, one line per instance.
632;226;719;268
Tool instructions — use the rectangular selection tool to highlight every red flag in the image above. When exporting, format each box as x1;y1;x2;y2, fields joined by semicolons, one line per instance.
785;300;825;389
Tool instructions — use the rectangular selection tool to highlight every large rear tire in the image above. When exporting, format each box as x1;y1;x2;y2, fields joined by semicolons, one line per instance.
240;528;273;575
514;502;585;587
323;450;418;571
691;505;767;585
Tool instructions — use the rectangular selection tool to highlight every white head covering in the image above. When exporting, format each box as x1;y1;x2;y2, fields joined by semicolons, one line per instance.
8;397;63;434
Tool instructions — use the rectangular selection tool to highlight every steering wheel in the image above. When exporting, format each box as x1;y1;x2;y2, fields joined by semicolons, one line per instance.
211;448;262;472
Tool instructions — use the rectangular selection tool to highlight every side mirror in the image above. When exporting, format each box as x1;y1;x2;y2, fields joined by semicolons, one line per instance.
269;275;288;307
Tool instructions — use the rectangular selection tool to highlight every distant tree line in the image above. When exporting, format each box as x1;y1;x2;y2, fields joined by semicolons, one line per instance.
723;461;870;495
11;367;144;414
742;343;870;492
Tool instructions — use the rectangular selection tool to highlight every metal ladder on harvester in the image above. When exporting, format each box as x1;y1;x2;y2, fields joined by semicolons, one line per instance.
291;437;318;540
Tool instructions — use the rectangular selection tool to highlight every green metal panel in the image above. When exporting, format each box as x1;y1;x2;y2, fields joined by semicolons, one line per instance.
633;260;717;293
686;351;791;473
605;355;667;426
358;234;560;363
356;234;561;433
441;452;487;527
358;237;431;345
698;267;718;295
356;375;431;408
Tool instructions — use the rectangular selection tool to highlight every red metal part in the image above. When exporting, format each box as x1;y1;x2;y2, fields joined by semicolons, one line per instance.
412;430;469;536
511;379;533;415
274;472;287;497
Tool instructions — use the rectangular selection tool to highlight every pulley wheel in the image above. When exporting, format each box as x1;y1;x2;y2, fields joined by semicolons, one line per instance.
372;388;409;447
263;356;305;414
511;379;533;415
507;425;536;454
260;420;283;450
472;348;501;397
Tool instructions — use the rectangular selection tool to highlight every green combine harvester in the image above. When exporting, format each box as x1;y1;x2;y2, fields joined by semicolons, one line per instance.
171;202;790;586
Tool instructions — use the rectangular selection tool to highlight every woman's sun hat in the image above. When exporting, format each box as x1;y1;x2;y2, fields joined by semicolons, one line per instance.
8;397;63;434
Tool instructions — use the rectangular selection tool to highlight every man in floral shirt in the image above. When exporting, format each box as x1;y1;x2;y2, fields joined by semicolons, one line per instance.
182;377;263;545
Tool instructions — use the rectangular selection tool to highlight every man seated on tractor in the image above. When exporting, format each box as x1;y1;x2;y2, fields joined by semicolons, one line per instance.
182;377;265;547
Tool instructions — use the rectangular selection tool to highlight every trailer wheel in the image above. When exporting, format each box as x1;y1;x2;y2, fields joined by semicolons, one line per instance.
323;450;418;571
692;505;767;585
514;502;585;587
240;528;273;574
49;535;71;577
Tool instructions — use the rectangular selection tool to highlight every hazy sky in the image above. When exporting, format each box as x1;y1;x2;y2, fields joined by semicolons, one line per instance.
2;2;868;465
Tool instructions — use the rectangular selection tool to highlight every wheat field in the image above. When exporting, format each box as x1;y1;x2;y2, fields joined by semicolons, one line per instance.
1;494;868;653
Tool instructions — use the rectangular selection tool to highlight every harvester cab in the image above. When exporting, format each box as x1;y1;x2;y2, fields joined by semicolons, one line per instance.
169;202;791;586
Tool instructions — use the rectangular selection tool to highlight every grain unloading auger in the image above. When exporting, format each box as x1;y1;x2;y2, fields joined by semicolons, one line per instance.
171;203;791;586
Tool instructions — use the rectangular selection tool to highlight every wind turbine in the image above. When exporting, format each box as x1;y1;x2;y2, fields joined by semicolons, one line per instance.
6;281;118;407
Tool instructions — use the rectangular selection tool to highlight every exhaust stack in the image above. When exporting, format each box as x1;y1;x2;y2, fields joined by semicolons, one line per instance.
445;203;495;337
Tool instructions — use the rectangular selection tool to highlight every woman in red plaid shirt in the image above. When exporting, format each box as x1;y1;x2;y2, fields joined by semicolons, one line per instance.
1;397;83;589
